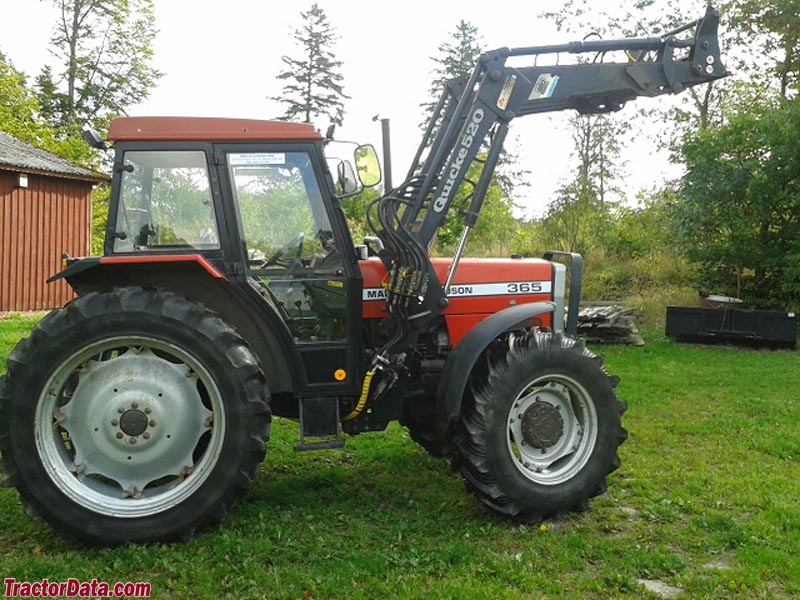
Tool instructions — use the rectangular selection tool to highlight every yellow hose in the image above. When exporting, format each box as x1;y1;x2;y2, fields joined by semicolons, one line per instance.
342;369;376;422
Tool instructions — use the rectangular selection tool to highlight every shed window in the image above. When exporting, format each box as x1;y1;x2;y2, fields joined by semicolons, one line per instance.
114;150;219;252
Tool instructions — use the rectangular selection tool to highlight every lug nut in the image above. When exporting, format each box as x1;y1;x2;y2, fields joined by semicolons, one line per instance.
116;432;123;439
129;437;137;444
143;432;150;440
149;419;156;427
118;407;125;414
144;408;151;414
131;401;139;409
111;419;118;426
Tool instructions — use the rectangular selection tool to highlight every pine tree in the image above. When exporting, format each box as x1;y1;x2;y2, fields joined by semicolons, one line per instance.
420;20;483;129
417;21;521;251
421;21;525;200
270;4;349;127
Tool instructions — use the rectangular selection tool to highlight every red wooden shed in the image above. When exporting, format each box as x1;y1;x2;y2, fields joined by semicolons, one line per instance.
0;132;106;312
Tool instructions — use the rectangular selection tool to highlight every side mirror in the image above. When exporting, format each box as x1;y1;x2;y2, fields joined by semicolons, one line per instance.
337;160;360;196
82;127;107;150
354;144;381;188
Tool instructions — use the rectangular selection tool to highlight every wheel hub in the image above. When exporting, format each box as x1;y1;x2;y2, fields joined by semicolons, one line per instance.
507;378;598;485
57;346;213;496
521;401;564;449
119;409;148;437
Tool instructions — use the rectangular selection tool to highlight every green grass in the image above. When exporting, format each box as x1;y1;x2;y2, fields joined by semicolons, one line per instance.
1;315;798;599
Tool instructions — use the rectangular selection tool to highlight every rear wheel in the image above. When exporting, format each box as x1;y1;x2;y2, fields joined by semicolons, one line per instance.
454;328;626;520
0;288;270;545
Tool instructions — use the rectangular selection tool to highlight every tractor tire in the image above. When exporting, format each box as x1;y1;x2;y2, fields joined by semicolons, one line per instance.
0;288;270;545
401;409;454;458
453;328;626;521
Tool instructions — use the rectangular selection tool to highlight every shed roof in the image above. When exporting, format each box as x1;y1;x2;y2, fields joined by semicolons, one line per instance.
0;132;106;182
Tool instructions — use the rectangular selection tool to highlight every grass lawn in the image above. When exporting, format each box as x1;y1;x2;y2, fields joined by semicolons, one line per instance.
0;313;798;599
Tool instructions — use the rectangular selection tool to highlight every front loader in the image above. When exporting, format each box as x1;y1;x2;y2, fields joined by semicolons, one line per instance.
0;7;726;544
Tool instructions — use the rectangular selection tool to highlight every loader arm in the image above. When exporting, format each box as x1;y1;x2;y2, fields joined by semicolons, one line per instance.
369;5;726;363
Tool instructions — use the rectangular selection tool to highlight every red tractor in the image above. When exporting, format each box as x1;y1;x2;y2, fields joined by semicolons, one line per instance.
0;8;725;544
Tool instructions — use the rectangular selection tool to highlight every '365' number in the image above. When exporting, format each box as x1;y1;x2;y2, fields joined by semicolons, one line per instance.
507;282;543;294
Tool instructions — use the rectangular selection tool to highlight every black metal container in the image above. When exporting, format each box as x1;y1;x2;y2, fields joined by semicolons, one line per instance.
665;306;797;349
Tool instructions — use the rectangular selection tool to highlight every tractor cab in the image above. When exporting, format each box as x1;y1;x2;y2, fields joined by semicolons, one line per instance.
83;117;378;399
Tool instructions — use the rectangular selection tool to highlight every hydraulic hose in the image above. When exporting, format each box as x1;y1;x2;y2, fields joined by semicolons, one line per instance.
342;369;376;422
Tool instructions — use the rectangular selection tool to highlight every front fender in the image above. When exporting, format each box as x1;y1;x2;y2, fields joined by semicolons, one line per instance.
437;301;555;421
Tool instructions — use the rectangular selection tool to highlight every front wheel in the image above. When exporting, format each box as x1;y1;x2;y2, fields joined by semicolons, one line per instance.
0;288;270;545
454;328;626;520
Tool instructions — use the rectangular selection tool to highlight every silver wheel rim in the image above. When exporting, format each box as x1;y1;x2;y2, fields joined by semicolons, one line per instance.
35;336;225;518
506;374;598;485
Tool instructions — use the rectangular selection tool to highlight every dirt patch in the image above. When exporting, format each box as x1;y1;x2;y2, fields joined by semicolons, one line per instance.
637;578;683;599
702;558;733;570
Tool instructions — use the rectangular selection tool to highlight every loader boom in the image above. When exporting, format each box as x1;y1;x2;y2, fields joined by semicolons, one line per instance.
369;5;726;362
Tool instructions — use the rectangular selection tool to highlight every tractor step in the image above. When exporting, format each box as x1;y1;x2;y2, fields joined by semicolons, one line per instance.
293;397;344;452
293;438;345;452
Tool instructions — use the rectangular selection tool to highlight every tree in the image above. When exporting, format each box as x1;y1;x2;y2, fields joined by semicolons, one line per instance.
433;158;519;257
415;20;520;253
0;52;44;144
722;0;800;99
270;4;348;127
675;98;800;309
37;0;161;132
532;108;628;255
540;178;611;256
419;20;483;129
567;112;629;207
546;0;731;140
0;52;94;165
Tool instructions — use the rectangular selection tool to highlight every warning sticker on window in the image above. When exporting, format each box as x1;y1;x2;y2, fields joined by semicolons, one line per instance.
529;74;560;100
228;153;285;166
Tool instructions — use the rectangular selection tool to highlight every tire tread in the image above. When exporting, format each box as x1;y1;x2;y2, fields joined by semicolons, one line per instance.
452;328;626;521
0;287;271;545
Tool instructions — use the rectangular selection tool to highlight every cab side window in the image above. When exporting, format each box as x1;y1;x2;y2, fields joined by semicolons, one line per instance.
229;151;346;342
114;151;218;252
228;152;341;272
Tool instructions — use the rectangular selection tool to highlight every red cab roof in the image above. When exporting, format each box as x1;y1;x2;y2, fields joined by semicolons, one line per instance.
107;117;322;142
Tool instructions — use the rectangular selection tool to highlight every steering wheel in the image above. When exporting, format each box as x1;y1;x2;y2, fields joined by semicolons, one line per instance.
260;233;304;269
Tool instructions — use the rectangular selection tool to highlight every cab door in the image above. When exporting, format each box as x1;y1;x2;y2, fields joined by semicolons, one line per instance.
216;144;360;393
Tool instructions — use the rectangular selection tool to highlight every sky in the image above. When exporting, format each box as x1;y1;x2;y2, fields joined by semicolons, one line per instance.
0;0;688;217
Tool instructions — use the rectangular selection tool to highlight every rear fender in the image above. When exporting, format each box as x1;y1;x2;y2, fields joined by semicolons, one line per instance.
48;254;227;284
49;256;298;394
437;301;555;421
